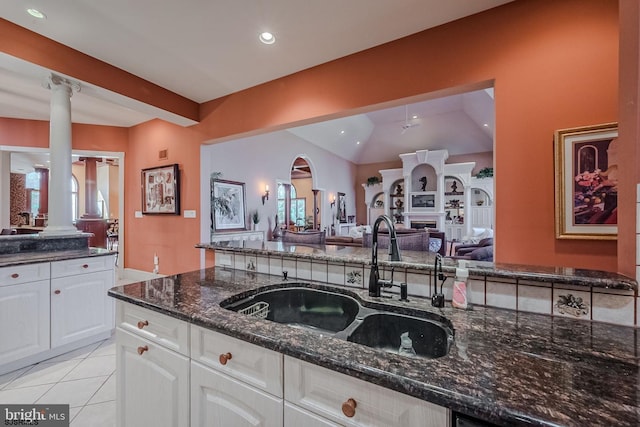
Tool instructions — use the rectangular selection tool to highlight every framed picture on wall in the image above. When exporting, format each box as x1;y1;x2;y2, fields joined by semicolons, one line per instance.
212;179;247;232
554;122;618;240
337;192;347;223
141;164;180;215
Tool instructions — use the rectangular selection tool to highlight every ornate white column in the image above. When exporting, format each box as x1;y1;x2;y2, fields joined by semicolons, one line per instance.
41;74;80;235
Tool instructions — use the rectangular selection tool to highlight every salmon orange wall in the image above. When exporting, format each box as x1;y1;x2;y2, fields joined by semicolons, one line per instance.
125;120;206;275
195;0;619;271
0;118;128;151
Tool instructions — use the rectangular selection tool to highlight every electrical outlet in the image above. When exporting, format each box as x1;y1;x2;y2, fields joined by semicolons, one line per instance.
134;211;143;218
184;210;196;218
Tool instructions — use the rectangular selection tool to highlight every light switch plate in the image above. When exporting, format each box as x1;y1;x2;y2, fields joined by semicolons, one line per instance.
184;210;197;218
134;211;143;218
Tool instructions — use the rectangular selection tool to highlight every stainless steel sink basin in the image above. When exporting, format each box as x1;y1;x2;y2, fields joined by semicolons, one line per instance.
221;285;360;333
221;284;454;358
347;312;453;359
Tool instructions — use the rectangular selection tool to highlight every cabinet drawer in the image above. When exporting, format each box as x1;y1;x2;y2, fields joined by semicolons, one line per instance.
117;301;189;356
0;262;50;286
191;324;283;398
285;356;450;427
51;255;113;278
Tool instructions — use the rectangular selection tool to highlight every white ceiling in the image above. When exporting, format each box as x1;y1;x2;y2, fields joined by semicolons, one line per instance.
0;0;505;164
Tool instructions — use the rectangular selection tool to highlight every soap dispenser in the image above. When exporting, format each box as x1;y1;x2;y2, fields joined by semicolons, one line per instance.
398;332;417;356
452;260;469;310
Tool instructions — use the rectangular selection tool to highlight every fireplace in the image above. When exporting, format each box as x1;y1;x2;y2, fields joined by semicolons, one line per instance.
410;220;437;230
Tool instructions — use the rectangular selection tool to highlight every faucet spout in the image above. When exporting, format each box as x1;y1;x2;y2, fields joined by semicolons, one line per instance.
368;215;402;297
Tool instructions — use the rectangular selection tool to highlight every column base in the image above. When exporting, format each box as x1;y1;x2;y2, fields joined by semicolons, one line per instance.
40;225;80;236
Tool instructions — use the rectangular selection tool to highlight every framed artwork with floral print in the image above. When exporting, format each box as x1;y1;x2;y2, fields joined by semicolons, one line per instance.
554;123;618;240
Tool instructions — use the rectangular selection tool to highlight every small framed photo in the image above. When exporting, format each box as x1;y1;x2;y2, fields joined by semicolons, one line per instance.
554;123;618;240
141;164;180;215
212;179;247;231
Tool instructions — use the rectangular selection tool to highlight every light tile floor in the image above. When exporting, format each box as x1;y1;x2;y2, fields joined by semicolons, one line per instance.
0;335;116;426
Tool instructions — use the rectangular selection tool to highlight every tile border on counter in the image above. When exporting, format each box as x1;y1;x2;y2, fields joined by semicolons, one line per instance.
212;247;639;328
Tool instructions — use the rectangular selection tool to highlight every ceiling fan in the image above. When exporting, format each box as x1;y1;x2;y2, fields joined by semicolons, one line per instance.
400;105;420;134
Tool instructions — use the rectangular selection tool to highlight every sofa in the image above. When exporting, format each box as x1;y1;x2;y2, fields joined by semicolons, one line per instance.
325;225;371;247
361;229;446;255
453;237;493;261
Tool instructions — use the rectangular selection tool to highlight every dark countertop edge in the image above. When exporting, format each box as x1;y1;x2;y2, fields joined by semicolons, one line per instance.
197;243;637;291
106;289;568;427
0;248;115;268
0;232;93;240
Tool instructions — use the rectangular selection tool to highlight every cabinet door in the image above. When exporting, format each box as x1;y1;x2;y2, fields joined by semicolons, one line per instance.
0;280;50;365
285;402;341;427
116;328;189;427
51;270;114;348
191;361;282;427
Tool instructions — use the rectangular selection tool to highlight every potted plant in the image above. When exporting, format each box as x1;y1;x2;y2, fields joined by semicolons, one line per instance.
366;176;381;187
251;210;260;230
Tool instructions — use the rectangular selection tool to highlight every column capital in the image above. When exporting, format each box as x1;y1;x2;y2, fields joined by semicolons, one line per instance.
43;73;81;95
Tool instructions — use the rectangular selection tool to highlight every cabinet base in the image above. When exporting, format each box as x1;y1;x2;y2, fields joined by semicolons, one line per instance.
0;329;113;375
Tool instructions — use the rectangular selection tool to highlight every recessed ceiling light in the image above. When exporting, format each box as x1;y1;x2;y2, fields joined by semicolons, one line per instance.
340;130;345;134
483;123;489;127
356;141;360;145
412;115;418;119
259;32;275;45
27;8;46;19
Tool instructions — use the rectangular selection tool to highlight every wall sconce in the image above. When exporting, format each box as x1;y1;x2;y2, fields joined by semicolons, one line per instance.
261;185;270;205
330;194;336;208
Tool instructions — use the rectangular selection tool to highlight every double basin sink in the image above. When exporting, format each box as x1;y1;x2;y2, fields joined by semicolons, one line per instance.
221;283;454;359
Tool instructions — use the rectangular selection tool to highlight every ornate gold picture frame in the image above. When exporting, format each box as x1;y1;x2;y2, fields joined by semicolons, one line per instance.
554;123;618;240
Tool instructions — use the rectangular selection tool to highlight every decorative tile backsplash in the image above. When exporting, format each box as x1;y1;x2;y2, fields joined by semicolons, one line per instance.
216;250;638;328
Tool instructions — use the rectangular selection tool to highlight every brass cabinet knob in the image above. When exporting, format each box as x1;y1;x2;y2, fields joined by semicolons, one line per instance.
137;345;149;355
54;290;61;295
341;398;357;418
137;320;149;329
219;352;232;365
10;273;19;279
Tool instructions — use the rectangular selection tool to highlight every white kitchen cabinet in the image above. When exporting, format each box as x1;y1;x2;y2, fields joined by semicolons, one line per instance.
191;361;282;427
116;328;190;427
190;324;283;426
114;301;451;427
285;356;450;427
0;279;50;365
51;270;114;347
0;255;114;375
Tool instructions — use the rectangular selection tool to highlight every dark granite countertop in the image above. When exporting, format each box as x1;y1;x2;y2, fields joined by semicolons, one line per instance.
108;267;640;427
0;247;114;268
196;240;637;290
